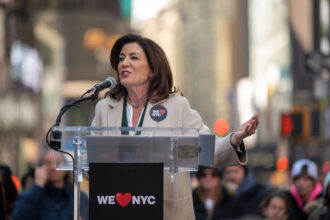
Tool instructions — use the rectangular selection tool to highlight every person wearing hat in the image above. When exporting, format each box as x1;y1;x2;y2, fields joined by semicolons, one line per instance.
192;166;240;220
286;159;323;220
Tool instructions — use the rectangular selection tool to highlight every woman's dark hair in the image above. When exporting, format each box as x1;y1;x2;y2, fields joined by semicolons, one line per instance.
259;190;290;216
107;33;178;103
0;165;18;217
196;166;221;179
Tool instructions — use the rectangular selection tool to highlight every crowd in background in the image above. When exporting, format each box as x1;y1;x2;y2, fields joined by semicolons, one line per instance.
1;156;330;220
192;159;330;220
0;150;88;220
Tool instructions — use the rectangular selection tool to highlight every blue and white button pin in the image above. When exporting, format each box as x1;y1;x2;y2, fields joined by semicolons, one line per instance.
150;105;167;122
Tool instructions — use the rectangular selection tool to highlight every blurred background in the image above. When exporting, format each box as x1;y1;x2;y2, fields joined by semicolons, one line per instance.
0;0;329;188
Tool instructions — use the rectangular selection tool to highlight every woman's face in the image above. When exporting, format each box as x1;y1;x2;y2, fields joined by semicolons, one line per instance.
293;174;315;199
42;151;67;184
262;197;288;220
117;42;151;91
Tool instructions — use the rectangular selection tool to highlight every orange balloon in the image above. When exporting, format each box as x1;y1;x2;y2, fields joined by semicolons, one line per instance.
276;157;289;171
214;118;229;135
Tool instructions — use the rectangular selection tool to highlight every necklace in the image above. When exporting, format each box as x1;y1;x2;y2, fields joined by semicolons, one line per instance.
127;96;148;108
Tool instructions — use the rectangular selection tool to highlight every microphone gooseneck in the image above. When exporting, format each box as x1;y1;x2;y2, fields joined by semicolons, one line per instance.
47;77;117;153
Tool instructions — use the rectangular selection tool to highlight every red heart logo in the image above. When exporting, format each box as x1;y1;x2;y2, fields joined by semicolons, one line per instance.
159;109;165;115
116;193;132;207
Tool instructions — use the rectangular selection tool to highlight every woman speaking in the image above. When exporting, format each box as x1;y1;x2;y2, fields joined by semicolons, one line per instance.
92;34;258;220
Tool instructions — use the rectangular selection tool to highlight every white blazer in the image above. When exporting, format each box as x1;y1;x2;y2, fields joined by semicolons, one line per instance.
92;94;247;220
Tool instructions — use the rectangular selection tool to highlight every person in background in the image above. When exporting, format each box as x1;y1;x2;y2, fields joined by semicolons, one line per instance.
260;190;290;220
222;165;271;218
193;166;239;220
0;165;18;220
13;150;89;220
286;159;322;220
20;167;35;191
307;172;330;220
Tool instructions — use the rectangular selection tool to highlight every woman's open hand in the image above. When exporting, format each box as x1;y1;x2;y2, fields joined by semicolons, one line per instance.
230;114;259;146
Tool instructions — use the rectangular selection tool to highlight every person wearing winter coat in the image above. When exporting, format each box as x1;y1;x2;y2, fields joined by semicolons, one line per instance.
192;166;241;220
286;159;322;220
222;165;271;218
307;172;330;220
13;150;89;220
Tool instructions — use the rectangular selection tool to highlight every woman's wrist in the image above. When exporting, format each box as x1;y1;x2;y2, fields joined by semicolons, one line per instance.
230;133;245;155
230;133;242;147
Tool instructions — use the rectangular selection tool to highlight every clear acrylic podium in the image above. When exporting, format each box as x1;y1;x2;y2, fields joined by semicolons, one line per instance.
50;126;215;220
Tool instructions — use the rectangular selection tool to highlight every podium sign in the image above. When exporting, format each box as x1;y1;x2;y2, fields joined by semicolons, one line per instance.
89;163;163;220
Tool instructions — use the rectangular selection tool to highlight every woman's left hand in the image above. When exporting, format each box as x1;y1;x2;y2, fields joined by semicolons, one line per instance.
230;114;259;146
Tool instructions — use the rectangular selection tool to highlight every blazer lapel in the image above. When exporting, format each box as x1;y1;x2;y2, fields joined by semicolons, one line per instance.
107;98;124;127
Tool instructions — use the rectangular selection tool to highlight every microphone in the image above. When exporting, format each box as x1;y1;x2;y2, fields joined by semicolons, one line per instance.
88;77;117;93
